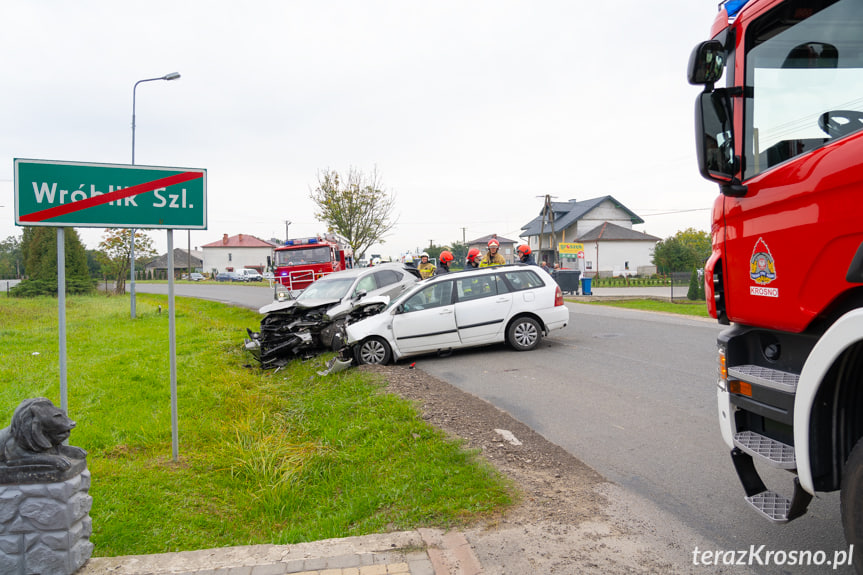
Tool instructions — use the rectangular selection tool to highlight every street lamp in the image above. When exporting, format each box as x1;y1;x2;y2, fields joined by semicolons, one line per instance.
129;72;181;318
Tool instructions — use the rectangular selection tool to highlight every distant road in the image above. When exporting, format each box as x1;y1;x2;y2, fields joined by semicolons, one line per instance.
132;282;276;311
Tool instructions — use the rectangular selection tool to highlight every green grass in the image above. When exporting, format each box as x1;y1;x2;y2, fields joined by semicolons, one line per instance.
577;298;711;318
0;295;511;556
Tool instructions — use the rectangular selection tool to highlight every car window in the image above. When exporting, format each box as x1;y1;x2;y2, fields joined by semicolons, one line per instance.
500;270;545;292
400;281;454;313
354;274;377;296
299;277;354;300
455;274;498;302
492;274;511;294
373;269;401;288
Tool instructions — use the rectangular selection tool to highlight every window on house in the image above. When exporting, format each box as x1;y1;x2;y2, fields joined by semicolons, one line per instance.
228;253;232;262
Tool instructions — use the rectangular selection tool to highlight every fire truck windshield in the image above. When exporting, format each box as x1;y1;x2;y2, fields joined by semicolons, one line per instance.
744;0;863;179
275;246;331;266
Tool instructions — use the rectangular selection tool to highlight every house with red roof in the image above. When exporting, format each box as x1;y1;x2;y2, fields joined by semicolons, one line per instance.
201;234;277;275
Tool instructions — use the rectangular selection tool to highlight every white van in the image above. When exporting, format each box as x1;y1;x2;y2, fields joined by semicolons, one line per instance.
241;269;263;282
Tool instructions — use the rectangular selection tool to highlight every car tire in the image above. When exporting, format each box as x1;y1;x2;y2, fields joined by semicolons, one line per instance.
507;316;541;351
841;438;863;574
355;337;392;365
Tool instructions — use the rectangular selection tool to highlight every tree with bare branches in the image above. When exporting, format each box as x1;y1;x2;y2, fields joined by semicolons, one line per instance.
310;167;397;261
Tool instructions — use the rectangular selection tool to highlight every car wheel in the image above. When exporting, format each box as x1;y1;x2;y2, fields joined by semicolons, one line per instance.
355;337;392;365
507;316;541;351
842;438;863;574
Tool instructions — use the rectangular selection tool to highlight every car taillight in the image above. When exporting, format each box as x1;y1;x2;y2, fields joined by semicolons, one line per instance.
554;285;564;306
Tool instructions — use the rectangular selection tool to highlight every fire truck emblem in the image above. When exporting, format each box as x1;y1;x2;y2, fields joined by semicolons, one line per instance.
750;238;777;285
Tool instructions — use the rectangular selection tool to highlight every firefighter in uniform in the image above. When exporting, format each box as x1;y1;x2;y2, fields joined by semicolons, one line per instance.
417;252;436;279
463;248;481;271
479;238;506;267
434;251;454;275
516;244;537;265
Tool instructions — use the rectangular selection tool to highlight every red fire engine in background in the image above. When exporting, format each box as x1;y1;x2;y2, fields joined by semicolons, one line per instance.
690;0;863;562
272;234;351;291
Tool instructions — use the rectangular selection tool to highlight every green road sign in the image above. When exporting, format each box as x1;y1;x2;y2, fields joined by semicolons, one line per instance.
14;159;207;229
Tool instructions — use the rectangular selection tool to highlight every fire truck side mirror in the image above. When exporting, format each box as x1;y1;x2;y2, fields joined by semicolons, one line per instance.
696;90;736;181
688;40;725;86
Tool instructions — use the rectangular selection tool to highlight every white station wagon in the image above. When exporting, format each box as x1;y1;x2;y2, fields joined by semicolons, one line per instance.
345;264;570;364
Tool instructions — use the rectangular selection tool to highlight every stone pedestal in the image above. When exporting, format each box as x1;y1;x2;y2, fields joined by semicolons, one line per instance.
0;466;93;575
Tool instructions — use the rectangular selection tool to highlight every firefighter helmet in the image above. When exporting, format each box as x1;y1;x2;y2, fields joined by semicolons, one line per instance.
488;238;500;248
439;250;454;264
466;248;481;263
517;244;531;256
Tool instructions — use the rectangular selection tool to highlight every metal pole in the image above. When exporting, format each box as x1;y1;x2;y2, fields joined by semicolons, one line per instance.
57;228;67;414
167;230;179;461
130;229;136;318
130;72;180;318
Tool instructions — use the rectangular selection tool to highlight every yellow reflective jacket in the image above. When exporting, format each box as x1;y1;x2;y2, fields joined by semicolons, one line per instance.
417;262;436;279
479;252;506;267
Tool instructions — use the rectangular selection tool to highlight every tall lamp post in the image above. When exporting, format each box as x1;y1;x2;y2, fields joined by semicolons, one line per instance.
130;72;181;318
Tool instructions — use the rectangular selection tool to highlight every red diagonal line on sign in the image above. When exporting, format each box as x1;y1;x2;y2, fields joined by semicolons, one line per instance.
19;171;203;223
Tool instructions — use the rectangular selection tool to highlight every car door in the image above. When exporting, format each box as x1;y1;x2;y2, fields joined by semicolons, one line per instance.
373;269;413;300
391;280;459;353
454;273;513;344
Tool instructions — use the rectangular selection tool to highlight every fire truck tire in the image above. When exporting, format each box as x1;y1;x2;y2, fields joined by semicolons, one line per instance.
841;438;863;574
355;337;392;365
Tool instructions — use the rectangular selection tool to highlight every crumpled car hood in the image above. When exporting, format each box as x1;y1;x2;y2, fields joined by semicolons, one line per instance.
258;297;340;315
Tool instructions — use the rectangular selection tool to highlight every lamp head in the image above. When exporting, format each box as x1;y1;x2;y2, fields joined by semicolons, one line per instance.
163;72;181;81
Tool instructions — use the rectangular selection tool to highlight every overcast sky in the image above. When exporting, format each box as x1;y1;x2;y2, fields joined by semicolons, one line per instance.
1;1;723;259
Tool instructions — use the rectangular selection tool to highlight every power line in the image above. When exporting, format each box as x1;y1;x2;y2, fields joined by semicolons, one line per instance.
635;208;711;217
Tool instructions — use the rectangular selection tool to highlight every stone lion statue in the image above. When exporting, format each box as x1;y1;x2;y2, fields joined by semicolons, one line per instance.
0;398;87;470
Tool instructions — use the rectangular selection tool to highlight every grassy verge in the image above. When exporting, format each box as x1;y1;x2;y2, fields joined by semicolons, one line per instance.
575;298;711;318
0;295;511;556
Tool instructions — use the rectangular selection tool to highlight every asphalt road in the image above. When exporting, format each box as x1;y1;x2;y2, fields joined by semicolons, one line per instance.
416;303;851;575
135;283;853;573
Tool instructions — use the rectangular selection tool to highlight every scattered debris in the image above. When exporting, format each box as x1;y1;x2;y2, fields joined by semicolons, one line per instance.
494;429;523;446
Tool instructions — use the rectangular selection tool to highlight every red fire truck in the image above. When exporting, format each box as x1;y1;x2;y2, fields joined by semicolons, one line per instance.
690;0;863;560
272;234;350;291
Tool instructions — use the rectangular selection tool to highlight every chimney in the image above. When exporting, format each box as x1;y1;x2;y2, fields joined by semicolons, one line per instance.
239;234;244;242
222;234;228;244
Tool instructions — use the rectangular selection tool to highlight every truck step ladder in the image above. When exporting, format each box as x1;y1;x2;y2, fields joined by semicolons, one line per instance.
731;448;813;523
733;430;796;469
727;364;799;392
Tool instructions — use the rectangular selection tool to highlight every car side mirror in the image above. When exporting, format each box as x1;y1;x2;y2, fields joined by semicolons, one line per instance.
352;290;367;302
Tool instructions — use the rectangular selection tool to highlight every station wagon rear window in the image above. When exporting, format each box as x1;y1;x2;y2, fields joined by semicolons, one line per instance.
500;270;545;292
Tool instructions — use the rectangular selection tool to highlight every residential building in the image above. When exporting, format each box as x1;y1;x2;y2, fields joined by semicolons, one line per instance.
201;234;277;275
144;248;203;279
520;196;660;276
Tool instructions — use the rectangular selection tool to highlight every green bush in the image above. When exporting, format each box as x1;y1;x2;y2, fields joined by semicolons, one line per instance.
687;268;704;301
10;277;95;297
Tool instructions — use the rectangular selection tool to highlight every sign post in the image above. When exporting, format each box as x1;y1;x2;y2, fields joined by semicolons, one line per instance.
14;159;207;461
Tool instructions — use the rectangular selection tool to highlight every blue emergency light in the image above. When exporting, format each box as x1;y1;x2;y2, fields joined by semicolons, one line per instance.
723;0;749;18
284;237;319;246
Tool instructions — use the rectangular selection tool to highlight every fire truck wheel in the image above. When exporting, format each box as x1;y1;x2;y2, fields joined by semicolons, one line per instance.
841;438;863;574
355;337;392;365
